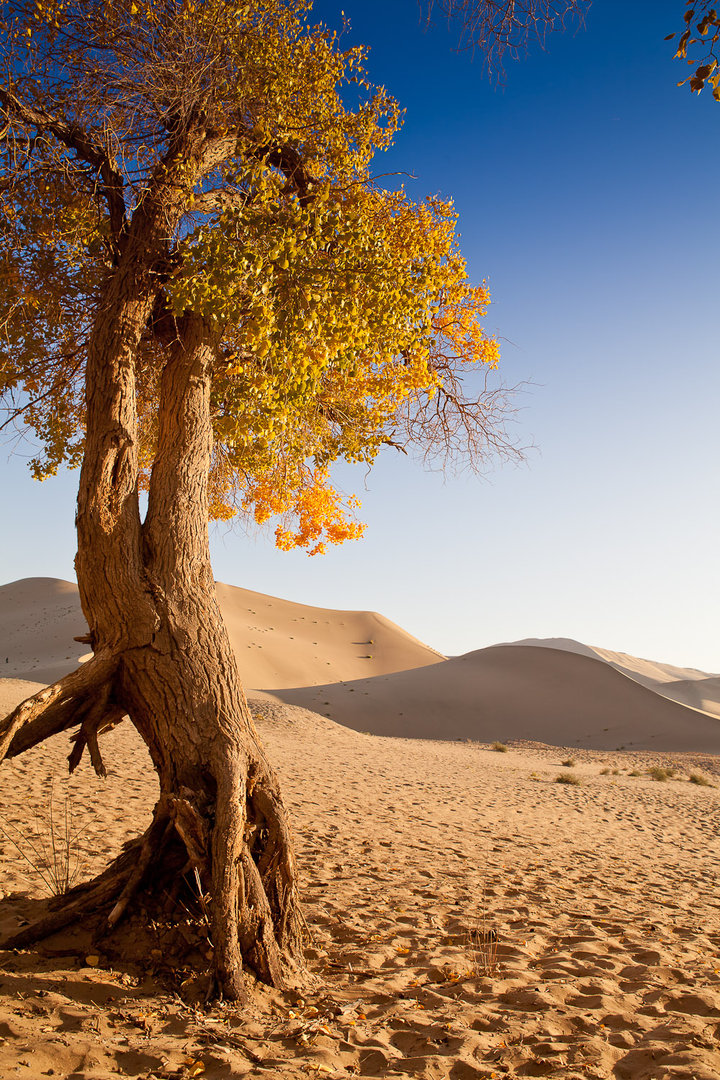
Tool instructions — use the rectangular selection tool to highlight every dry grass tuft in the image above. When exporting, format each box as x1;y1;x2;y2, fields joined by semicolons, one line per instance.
0;781;87;896
466;911;499;977
491;741;508;753
555;772;580;786
647;766;676;782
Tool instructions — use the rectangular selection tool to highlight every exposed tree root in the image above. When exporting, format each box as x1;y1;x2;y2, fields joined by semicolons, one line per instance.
0;614;304;1000
0;797;190;953
0;767;304;1001
107;799;173;928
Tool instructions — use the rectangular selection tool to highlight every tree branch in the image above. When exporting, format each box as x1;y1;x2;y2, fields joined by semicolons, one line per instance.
67;700;125;777
0;87;127;244
0;651;117;764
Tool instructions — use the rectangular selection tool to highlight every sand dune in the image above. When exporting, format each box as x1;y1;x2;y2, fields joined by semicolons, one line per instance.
214;580;444;688
2;576;720;753
274;644;720;753
0;578;89;685
506;637;720;718
0;577;443;688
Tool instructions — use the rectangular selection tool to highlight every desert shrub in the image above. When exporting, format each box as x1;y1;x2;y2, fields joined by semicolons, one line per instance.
647;766;676;782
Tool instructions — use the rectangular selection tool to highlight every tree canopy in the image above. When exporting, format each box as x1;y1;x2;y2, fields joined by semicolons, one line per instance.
0;0;514;556
0;0;524;997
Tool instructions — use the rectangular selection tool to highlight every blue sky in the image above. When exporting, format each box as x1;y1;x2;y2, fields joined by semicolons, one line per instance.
2;0;718;670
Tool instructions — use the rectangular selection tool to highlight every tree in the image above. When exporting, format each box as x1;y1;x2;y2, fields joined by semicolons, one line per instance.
0;0;516;999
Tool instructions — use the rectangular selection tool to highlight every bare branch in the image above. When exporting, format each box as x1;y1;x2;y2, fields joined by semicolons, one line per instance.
423;0;590;70
0;88;127;244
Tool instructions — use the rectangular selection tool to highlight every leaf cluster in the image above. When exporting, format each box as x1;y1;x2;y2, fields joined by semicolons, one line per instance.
667;2;720;99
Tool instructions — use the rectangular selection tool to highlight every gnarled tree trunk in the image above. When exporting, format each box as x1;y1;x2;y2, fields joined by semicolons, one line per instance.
0;216;304;1000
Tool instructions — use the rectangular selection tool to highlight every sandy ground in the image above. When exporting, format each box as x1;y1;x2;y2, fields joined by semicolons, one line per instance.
2;578;720;1078
1;688;720;1079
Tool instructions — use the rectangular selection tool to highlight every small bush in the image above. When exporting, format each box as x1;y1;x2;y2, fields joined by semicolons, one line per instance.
647;766;676;782
628;769;642;777
556;772;580;786
600;767;610;775
491;742;508;753
561;758;576;767
688;773;713;787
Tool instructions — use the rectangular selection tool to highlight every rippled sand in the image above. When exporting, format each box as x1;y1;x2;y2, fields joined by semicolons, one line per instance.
2;695;720;1080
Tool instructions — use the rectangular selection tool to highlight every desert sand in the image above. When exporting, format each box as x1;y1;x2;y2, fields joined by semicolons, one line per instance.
504;639;720;721
1;578;720;1079
277;645;720;753
0;578;443;689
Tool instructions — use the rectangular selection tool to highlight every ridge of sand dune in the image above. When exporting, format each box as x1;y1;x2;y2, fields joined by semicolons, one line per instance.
214;580;444;688
274;644;720;753
505;636;720;718
0;576;444;688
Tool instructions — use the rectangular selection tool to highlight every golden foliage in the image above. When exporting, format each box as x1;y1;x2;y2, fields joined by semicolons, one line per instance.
0;0;512;553
671;2;720;100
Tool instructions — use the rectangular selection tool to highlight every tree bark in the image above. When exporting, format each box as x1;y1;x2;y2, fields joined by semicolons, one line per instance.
1;199;304;999
115;313;304;997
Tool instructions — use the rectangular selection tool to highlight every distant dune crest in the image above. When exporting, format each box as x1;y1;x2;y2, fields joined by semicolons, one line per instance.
498;637;720;720
1;577;718;752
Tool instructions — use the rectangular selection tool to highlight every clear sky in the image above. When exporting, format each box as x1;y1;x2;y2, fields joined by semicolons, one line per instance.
1;0;718;671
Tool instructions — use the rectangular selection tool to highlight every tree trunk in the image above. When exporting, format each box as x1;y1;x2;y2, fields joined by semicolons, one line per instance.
113;313;304;998
0;225;304;999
